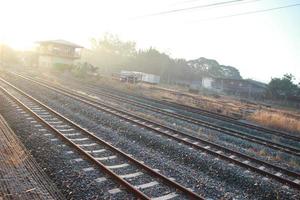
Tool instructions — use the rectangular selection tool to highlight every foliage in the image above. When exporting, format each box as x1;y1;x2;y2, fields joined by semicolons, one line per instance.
53;63;73;71
71;62;97;78
81;33;136;73
268;74;299;99
81;34;242;81
186;57;242;79
131;48;172;76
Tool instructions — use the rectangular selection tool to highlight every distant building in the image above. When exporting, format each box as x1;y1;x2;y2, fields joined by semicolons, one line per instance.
213;78;267;97
169;76;267;98
169;76;214;90
120;70;160;84
36;40;83;69
201;77;214;89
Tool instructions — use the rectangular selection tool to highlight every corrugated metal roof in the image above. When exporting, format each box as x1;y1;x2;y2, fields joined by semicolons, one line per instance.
37;39;83;48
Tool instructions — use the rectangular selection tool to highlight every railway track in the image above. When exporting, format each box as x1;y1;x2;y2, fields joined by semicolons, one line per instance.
68;82;300;153
22;70;298;142
2;75;300;190
13;73;300;157
94;83;300;142
0;80;203;199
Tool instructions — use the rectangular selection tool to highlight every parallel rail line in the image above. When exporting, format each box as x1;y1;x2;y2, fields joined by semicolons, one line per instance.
96;83;300;142
67;82;300;155
4;76;300;190
14;73;300;157
0;80;203;200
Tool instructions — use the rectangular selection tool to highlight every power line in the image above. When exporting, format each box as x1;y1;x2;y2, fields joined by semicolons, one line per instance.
140;0;256;17
172;0;261;8
170;0;215;6
192;3;300;22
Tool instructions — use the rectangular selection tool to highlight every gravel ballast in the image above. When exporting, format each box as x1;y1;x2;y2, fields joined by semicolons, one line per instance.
0;75;299;199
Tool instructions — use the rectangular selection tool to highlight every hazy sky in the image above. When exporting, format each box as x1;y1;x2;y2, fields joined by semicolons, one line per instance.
0;0;299;83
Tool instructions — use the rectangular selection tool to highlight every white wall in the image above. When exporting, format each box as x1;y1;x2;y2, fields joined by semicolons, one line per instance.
202;77;213;89
120;70;160;84
141;73;160;84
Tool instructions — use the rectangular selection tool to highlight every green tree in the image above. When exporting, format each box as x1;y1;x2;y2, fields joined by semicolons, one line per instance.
268;74;298;99
81;33;136;73
80;33;242;83
131;48;172;77
186;57;242;79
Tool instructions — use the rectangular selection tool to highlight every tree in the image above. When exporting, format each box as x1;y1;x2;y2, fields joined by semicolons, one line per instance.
186;57;242;79
131;48;172;77
81;33;136;73
80;33;242;82
268;74;298;99
219;65;242;79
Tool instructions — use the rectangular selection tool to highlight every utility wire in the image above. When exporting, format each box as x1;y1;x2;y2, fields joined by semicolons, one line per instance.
174;0;240;6
140;0;254;17
171;0;261;8
192;2;300;22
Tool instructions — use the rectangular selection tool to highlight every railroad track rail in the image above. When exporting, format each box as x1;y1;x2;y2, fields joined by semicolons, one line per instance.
90;87;300;143
2;76;300;190
0;81;204;199
94;83;300;142
65;81;300;154
13;73;300;157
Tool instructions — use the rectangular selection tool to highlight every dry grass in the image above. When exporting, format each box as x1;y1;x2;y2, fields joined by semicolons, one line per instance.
142;87;244;118
258;149;268;157
248;110;300;134
289;159;300;168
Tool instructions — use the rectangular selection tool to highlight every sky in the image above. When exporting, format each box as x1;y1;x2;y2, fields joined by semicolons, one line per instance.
0;0;299;83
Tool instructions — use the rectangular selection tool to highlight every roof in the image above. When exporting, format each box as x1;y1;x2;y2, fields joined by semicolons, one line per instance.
216;77;268;88
245;79;268;88
36;39;83;48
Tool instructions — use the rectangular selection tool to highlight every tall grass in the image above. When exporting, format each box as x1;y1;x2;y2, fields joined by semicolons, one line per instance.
248;111;300;134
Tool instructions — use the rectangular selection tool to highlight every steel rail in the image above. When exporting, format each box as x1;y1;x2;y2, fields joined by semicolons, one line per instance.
14;73;300;157
0;86;150;200
15;71;300;143
64;83;300;156
7;75;300;190
0;79;204;200
22;70;297;141
155;99;300;140
96;83;300;142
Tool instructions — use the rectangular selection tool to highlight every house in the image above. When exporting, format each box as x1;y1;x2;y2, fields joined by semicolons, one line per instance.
213;78;267;97
36;40;83;69
169;76;267;98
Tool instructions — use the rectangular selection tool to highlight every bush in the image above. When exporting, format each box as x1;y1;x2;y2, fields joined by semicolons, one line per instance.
53;63;73;71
